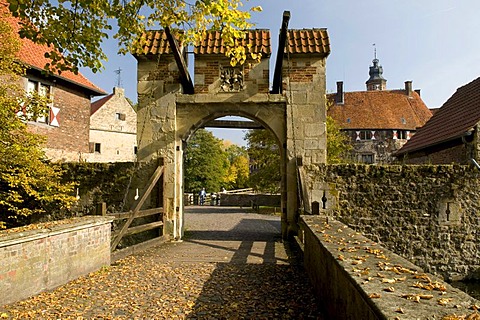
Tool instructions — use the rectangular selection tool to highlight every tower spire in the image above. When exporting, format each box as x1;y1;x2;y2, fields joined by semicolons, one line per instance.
366;45;387;91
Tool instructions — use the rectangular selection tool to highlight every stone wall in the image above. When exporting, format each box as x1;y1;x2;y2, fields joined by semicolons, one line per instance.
0;217;112;306
304;163;480;281
300;215;479;319
88;87;137;163
219;194;281;207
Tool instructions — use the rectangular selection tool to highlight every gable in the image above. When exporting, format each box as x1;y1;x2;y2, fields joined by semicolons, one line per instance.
398;76;480;155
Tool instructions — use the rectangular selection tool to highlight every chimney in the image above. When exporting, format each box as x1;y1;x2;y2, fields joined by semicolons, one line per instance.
405;81;412;96
113;87;125;97
336;81;344;104
414;89;421;96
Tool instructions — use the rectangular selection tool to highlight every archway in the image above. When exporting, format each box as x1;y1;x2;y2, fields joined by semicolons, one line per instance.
180;109;287;238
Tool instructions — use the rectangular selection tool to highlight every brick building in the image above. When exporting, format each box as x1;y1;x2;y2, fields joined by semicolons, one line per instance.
396;76;480;164
6;6;106;162
87;87;137;162
327;57;432;163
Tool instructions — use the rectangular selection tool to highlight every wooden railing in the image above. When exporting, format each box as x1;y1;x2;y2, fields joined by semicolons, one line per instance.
106;164;165;253
109;207;163;241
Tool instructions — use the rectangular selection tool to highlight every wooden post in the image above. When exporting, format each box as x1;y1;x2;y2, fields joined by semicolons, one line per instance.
312;201;320;215
96;202;107;216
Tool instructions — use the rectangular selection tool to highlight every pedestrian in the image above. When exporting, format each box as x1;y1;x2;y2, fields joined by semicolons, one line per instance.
199;188;206;205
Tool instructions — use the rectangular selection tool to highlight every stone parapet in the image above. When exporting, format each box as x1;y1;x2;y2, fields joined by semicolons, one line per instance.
300;215;479;320
0;216;113;306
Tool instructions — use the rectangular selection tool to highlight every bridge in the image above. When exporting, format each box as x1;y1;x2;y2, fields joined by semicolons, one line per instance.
1;206;324;318
2;204;479;319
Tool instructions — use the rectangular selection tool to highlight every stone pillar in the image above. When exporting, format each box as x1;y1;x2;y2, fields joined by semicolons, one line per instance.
284;56;328;238
136;55;184;240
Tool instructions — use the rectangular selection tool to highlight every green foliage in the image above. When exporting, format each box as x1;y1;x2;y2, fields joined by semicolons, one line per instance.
60;162;138;214
326;101;352;164
245;129;281;193
7;0;262;73
184;129;229;194
0;11;76;229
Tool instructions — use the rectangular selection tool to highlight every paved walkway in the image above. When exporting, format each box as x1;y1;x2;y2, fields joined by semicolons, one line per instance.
1;206;324;319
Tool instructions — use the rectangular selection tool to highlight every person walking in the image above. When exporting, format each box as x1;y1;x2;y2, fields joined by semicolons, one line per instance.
199;188;206;205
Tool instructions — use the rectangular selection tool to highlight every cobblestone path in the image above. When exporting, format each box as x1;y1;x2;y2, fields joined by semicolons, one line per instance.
1;207;324;319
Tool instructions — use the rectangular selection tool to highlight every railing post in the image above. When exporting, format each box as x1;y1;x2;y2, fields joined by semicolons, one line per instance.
312;201;320;215
95;202;107;216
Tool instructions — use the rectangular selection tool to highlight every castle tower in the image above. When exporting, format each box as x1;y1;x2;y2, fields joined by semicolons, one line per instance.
366;49;387;91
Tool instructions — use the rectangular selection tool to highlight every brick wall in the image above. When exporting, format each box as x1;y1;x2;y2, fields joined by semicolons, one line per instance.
27;81;92;161
305;163;480;281
0;217;112;305
194;56;269;94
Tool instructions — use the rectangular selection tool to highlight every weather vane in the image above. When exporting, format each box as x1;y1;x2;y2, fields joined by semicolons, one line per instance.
373;43;377;60
114;67;123;88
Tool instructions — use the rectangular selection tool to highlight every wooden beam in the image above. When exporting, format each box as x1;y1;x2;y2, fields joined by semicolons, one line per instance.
111;165;164;251
108;207;163;220
165;27;194;94
202;120;264;129
271;11;290;94
111;221;164;238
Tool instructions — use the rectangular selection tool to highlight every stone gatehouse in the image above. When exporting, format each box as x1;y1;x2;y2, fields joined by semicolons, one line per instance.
134;24;330;239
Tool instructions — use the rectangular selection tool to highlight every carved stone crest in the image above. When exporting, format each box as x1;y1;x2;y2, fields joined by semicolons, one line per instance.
219;66;244;92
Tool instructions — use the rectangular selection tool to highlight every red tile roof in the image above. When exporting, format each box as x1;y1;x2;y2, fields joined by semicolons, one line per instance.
137;29;272;57
136;30;176;56
327;90;432;130
397;77;480;155
2;4;105;95
90;93;113;115
286;29;330;56
194;29;271;56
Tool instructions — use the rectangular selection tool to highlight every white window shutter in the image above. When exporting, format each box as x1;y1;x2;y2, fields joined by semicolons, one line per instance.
49;106;60;127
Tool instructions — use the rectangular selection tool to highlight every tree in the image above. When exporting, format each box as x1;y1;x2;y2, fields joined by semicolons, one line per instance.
245;129;281;193
326;100;352;164
7;0;262;73
0;9;76;229
183;129;229;194
223;143;249;190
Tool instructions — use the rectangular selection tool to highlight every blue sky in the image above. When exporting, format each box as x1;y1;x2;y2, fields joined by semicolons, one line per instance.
80;0;480;146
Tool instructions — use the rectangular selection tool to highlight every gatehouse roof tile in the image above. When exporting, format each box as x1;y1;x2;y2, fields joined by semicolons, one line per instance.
286;29;330;56
137;29;271;57
397;76;480;155
194;29;271;55
327;90;432;130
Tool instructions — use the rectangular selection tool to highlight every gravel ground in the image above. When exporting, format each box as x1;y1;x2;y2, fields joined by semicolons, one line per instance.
0;207;325;319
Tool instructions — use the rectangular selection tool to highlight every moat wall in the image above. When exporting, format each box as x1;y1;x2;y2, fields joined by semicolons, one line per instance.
304;164;480;281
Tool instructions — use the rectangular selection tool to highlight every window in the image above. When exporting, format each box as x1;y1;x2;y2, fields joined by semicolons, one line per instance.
134;146;138;155
397;130;407;139
94;143;101;153
361;154;374;164
359;130;373;140
27;80;51;124
115;113;126;121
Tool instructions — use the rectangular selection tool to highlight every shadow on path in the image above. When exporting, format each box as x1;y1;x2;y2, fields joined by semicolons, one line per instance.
183;206;324;319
